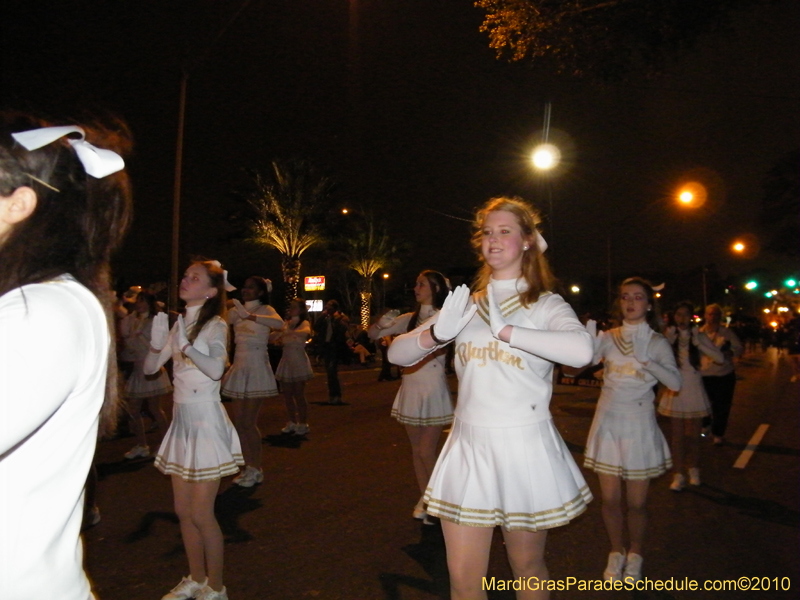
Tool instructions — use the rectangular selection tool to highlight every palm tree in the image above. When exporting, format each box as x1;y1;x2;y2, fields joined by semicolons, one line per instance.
247;159;336;307
344;212;397;328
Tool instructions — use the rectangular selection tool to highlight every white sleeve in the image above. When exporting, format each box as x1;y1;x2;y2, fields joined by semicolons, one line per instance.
507;296;594;368
642;335;682;392
696;331;724;363
591;330;610;366
183;320;228;380
368;313;413;340
388;317;440;367
251;304;285;330
0;290;97;454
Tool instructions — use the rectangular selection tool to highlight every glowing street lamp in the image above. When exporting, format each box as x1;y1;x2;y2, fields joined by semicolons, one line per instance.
732;241;746;253
745;281;758;290
676;181;707;209
531;143;561;171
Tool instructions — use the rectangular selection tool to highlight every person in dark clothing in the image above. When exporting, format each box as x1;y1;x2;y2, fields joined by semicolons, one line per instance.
313;299;349;404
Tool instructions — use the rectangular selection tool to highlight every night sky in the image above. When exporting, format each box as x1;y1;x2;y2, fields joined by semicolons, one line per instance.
2;0;798;309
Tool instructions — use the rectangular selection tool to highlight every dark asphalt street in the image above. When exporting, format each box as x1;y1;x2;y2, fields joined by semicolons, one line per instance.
84;348;799;599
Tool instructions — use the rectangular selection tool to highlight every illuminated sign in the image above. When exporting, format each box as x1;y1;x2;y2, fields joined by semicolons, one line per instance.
304;276;325;291
306;299;323;313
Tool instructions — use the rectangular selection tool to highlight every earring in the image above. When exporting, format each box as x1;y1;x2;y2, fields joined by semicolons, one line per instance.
523;245;529;251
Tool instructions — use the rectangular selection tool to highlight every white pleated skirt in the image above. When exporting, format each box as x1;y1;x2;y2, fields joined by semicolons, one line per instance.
275;344;314;383
124;362;172;399
221;344;278;399
155;401;244;482
391;363;453;427
584;404;672;480
423;417;592;531
658;368;711;419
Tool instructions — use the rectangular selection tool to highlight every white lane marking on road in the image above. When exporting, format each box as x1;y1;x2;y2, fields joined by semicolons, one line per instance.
733;424;770;469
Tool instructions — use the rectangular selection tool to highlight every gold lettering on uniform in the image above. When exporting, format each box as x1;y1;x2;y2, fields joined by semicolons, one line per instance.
455;341;525;371
605;360;647;381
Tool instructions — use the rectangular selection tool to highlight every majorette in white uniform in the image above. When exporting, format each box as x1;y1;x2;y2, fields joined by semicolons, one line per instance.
369;305;453;427
221;300;283;399
275;318;314;383
1;276;108;600
658;327;722;419
389;278;594;531
584;322;681;479
119;311;172;399
145;305;244;482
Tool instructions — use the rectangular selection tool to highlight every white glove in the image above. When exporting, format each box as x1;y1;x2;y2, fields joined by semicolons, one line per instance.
585;319;600;352
377;309;401;329
176;315;191;352
431;284;476;342
486;284;508;339
231;299;251;319
150;313;169;350
632;326;651;364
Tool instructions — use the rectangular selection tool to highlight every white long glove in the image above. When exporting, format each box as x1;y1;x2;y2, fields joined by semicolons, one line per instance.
431;284;476;342
487;284;509;339
377;309;401;329
633;325;652;364
231;299;251;319
176;315;191;352
150;313;169;350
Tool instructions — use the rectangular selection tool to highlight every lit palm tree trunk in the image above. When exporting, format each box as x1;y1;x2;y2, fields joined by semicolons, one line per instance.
282;255;302;307
359;279;373;329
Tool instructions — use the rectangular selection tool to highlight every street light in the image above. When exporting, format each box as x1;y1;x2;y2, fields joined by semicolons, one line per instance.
381;272;389;310
531;143;561;171
676;181;707;209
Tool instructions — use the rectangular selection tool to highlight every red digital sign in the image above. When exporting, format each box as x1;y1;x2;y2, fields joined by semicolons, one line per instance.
304;276;325;291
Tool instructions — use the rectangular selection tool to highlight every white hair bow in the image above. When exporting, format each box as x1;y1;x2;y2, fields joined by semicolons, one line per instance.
534;230;548;253
12;125;125;178
208;260;237;292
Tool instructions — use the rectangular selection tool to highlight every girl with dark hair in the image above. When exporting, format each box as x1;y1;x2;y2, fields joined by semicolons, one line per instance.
145;260;243;600
121;291;172;459
221;276;283;487
274;297;314;435
583;277;681;583
659;301;723;490
0;113;132;599
369;270;454;525
389;197;593;600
